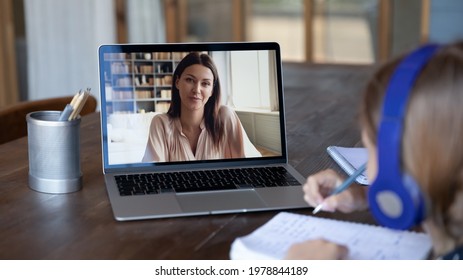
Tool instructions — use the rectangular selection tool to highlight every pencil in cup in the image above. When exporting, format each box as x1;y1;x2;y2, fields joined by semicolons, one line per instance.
58;89;91;121
68;89;90;121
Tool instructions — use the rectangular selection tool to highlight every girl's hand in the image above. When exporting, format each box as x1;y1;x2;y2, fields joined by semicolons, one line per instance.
285;239;348;260
303;169;369;213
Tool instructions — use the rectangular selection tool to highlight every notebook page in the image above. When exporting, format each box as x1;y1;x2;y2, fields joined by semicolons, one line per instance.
327;146;369;185
230;212;432;260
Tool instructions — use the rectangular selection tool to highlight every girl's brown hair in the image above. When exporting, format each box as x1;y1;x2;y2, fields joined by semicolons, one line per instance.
360;42;463;239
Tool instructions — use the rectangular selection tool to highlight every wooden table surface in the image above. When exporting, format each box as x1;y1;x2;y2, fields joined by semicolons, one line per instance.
0;62;376;259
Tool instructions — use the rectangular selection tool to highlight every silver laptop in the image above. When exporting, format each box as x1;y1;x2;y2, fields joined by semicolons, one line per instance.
98;42;308;221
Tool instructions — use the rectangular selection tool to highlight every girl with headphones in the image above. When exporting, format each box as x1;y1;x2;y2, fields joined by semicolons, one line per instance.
287;42;463;260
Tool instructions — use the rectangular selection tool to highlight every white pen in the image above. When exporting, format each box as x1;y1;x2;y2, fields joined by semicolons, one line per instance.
312;163;367;214
58;104;74;121
58;91;81;121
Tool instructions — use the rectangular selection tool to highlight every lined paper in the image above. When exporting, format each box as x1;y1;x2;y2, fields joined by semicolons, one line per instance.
230;212;432;260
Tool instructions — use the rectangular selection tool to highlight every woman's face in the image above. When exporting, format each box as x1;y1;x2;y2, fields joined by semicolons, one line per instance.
176;64;214;113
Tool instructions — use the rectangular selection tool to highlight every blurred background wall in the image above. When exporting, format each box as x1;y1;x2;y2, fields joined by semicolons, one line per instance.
1;0;463;108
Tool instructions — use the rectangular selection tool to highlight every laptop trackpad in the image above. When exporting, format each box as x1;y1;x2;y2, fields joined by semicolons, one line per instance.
177;190;267;214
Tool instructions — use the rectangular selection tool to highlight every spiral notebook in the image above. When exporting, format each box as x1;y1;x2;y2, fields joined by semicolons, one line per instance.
327;146;369;185
230;212;432;260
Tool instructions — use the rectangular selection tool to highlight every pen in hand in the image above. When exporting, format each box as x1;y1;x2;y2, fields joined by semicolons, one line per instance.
312;163;367;214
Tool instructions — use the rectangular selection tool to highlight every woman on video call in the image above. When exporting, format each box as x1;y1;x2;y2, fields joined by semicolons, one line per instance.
142;52;259;162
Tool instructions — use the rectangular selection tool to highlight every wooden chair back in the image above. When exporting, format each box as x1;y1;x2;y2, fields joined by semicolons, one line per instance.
0;95;97;144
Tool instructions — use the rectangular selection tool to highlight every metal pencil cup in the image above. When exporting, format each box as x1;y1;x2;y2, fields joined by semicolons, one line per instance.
27;111;82;194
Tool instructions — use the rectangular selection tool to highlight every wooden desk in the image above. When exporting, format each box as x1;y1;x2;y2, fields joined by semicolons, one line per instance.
0;63;375;259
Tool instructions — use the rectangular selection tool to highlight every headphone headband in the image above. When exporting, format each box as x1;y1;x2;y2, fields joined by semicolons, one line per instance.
382;44;440;120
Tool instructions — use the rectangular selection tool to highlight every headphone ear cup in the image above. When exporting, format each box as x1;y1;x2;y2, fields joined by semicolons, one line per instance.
368;173;426;230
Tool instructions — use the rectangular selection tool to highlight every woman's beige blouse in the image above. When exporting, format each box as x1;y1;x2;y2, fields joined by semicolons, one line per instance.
142;106;251;162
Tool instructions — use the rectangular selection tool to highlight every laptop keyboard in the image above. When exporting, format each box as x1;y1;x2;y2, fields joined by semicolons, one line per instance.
115;166;301;196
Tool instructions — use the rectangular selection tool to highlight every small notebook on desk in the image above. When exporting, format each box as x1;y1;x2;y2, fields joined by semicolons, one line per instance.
230;212;432;260
327;146;369;185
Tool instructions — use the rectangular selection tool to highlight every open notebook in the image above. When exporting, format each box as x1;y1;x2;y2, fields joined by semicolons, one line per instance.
98;42;308;221
230;212;432;260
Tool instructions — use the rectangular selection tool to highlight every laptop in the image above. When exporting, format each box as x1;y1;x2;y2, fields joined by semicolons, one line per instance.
98;42;308;221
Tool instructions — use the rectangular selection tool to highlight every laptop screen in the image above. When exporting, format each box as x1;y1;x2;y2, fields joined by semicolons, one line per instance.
98;42;287;171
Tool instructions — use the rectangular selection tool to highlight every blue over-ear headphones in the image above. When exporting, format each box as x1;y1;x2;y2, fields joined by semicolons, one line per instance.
368;44;440;230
